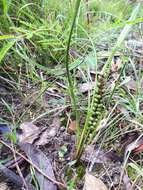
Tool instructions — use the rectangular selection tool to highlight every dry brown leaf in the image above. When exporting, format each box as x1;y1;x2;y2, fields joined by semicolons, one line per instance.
125;135;143;155
35;127;57;146
111;57;122;73
78;82;96;93
125;79;143;91
20;143;57;190
81;145;108;164
122;170;132;190
35;117;60;146
68;120;77;133
18;122;40;144
116;105;130;119
122;133;143;159
125;39;143;54
50;117;60;136
0;182;10;190
121;132;139;151
134;143;143;154
81;145;122;164
0;163;35;190
35;130;48;146
18;118;60;146
83;172;108;190
125;79;137;90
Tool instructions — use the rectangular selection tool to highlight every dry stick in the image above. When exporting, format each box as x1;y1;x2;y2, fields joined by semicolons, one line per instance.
86;0;90;25
5;156;24;169
0;140;67;189
5;156;21;167
11;143;29;190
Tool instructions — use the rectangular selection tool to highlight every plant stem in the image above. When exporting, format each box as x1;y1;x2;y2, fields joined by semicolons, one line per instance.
65;0;82;135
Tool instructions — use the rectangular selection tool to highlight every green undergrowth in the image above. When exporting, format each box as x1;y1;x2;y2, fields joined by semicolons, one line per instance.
0;0;137;77
0;0;143;189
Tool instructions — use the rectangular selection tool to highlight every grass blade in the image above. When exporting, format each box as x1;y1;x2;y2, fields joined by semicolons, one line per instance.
0;40;16;63
65;0;82;134
0;35;16;40
102;2;141;76
3;0;8;16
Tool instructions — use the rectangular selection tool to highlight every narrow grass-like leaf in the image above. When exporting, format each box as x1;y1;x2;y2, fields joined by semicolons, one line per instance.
3;0;8;16
0;35;16;40
65;0;82;134
0;40;16;63
17;3;35;14
102;2;141;76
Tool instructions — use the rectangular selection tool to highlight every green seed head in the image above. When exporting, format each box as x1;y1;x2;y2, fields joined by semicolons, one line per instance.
96;94;101;99
95;111;101;116
89;116;94;121
94;98;99;103
97;82;101;87
95;118;98;121
93;122;97;126
98;104;103;108
92;106;97;112
90;125;94;130
97;107;102;112
89;133;92;138
88;120;93;125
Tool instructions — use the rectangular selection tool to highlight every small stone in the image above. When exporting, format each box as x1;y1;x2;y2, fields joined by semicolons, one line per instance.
60;126;65;132
49;128;57;137
113;174;119;185
63;134;71;141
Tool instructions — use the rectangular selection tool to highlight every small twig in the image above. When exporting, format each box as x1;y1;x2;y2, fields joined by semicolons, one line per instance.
5;156;24;169
86;0;90;25
0;140;67;189
5;156;21;168
11;143;29;190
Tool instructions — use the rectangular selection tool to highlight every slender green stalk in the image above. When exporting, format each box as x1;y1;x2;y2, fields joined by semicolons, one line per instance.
75;110;91;160
65;0;82;134
3;0;8;16
76;76;99;159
